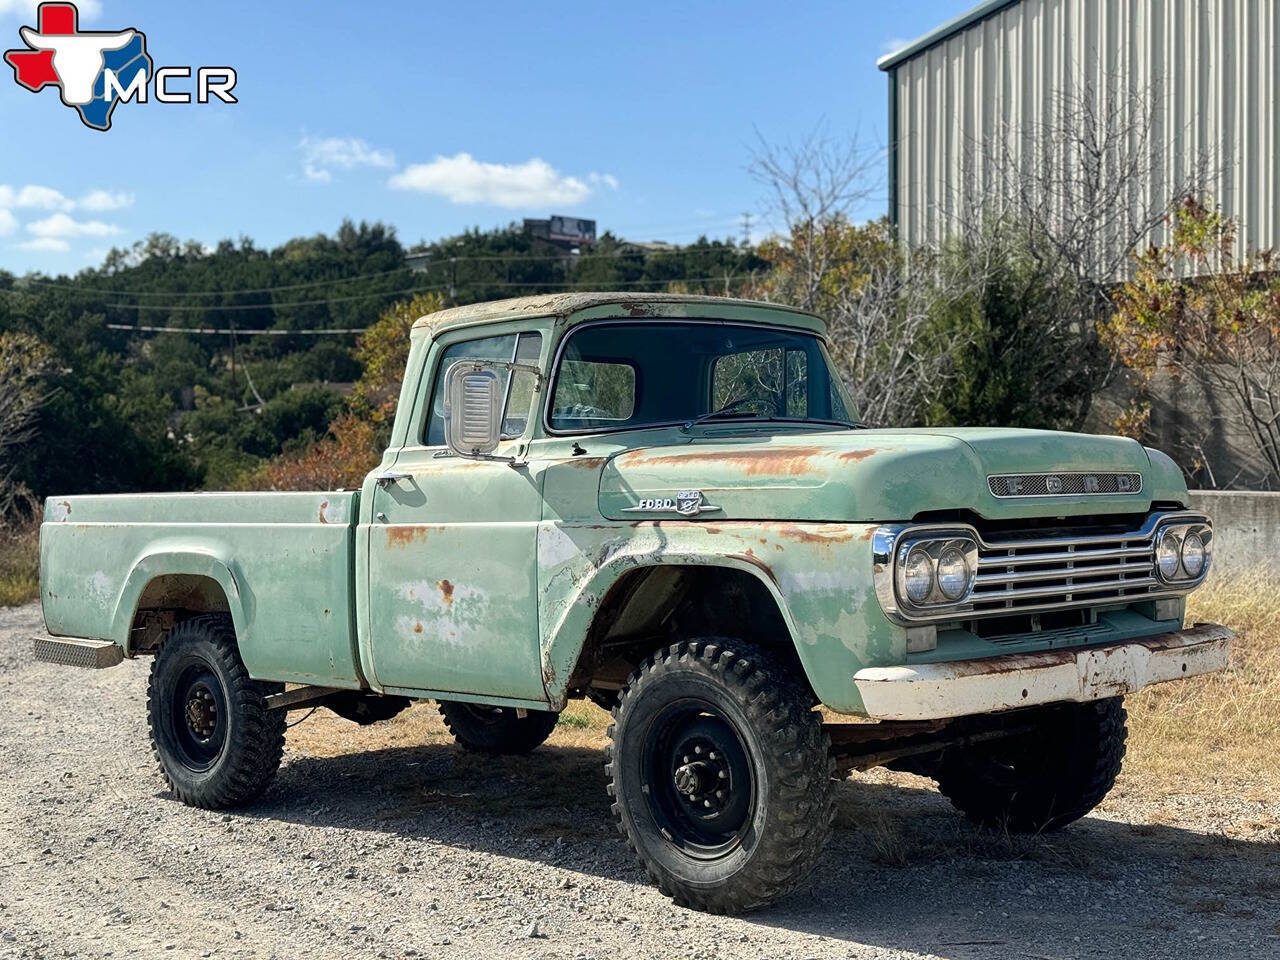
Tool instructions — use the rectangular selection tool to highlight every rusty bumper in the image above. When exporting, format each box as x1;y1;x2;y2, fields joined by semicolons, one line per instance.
852;622;1232;721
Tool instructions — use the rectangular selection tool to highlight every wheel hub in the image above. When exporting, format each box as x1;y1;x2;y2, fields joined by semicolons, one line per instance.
184;686;218;738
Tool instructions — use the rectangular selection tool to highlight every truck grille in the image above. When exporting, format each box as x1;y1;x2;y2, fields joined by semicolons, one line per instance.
971;528;1156;614
988;472;1143;497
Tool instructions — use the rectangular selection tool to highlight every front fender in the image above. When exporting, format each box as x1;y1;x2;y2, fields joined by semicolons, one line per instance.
111;547;249;654
536;521;902;711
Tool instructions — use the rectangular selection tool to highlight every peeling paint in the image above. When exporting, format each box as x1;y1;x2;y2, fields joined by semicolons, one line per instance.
386;525;433;547
620;446;826;476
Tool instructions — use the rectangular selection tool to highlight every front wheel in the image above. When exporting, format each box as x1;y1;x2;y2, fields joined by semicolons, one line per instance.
146;615;285;809
606;640;833;914
933;697;1127;832
437;701;559;754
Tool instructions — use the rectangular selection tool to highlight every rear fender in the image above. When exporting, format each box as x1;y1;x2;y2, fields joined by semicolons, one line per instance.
112;549;247;655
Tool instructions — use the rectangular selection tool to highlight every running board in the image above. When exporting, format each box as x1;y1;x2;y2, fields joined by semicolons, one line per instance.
32;635;124;670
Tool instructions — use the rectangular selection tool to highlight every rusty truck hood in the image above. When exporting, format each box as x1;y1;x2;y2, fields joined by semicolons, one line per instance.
598;427;1181;522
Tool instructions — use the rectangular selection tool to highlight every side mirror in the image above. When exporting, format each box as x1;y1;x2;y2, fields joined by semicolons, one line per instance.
443;361;505;457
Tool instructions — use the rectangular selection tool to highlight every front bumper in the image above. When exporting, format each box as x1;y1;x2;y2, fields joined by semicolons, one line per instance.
852;622;1232;721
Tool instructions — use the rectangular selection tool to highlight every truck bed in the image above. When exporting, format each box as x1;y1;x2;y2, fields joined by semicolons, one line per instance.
39;491;362;687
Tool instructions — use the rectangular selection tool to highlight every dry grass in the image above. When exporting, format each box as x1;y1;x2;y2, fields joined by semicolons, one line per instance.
1123;573;1280;794
0;512;40;607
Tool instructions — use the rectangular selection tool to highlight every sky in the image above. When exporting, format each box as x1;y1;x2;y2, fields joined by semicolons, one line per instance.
0;0;970;275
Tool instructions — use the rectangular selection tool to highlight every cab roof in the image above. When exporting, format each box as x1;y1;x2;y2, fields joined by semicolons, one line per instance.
411;292;826;338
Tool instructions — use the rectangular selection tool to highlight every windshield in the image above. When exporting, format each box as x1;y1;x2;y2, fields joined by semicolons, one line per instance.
547;321;857;433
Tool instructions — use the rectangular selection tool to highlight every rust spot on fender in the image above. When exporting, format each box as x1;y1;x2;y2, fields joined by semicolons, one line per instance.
837;448;880;463
413;622;423;634
438;579;454;607
317;500;329;523
565;457;608;469
726;552;779;587
768;523;857;545
702;526;723;535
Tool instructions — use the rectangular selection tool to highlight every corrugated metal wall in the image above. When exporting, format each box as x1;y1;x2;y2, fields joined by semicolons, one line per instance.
888;0;1280;268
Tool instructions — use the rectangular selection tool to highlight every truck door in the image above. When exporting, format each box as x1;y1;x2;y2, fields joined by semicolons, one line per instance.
365;330;548;702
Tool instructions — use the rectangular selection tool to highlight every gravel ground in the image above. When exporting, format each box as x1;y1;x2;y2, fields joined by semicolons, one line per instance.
1;602;1277;960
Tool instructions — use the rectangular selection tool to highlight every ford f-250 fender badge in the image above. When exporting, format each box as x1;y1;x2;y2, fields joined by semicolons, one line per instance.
623;489;722;516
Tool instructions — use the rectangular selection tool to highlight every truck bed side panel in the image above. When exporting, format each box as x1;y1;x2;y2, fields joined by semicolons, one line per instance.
40;491;361;687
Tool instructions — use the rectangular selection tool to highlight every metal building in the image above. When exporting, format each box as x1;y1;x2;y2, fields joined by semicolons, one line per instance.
879;0;1280;266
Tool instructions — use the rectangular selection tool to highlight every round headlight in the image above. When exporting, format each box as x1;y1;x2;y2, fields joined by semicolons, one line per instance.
1181;532;1206;578
1156;530;1181;580
936;545;970;600
902;546;935;604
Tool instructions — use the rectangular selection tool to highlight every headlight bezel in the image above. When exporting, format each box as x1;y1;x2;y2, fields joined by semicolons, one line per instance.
892;535;978;612
1154;520;1213;584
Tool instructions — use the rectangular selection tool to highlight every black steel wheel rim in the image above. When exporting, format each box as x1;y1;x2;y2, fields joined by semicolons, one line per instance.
640;699;755;859
170;661;228;771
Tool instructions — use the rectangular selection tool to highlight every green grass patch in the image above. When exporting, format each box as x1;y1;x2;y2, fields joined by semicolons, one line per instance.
0;519;39;607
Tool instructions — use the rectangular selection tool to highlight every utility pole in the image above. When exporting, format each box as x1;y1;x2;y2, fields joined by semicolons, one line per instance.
740;211;753;248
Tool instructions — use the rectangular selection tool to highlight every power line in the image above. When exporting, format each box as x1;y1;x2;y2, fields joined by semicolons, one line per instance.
77;275;747;314
5;242;755;298
106;323;369;335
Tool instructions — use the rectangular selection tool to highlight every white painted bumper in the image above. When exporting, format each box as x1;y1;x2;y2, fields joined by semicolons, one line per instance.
853;623;1232;721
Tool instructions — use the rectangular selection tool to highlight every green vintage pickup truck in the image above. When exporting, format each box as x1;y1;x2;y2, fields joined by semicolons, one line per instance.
36;292;1230;913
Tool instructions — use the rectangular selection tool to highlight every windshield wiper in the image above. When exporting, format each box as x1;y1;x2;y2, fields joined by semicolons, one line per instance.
681;398;769;433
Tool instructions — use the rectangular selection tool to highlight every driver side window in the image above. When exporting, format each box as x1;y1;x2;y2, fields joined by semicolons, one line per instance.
423;332;542;446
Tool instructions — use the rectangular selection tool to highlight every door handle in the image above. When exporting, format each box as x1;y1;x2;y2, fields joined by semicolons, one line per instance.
373;470;411;487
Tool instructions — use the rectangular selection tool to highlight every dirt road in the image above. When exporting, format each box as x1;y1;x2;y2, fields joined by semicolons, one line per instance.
1;602;1276;960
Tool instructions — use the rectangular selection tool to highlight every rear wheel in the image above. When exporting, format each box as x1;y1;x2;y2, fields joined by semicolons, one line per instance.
146;615;285;809
606;639;833;914
933;697;1127;832
437;701;559;754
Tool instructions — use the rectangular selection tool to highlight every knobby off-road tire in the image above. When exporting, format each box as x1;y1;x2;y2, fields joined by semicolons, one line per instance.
437;701;559;754
147;615;285;809
934;697;1127;833
606;639;834;914
327;691;412;725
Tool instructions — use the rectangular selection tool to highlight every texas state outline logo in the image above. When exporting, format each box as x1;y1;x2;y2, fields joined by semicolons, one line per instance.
4;2;237;132
4;2;150;130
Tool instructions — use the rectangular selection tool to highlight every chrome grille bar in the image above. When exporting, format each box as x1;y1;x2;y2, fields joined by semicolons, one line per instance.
975;544;1150;567
976;561;1154;586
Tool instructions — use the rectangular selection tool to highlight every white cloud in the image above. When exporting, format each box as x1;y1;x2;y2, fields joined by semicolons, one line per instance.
390;153;616;209
27;212;121;238
299;135;395;183
0;0;101;20
0;209;17;236
18;237;70;253
0;184;72;210
78;189;134;211
880;36;910;56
